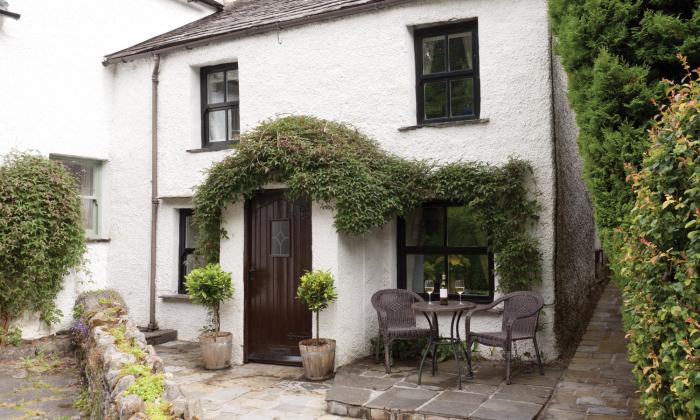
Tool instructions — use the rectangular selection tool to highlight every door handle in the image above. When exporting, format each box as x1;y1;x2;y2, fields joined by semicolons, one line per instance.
249;268;256;280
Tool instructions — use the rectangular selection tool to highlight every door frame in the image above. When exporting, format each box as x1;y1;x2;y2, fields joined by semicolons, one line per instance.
243;189;312;365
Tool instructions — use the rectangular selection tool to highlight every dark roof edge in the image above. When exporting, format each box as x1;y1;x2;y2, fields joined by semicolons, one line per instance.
103;0;415;66
191;0;223;11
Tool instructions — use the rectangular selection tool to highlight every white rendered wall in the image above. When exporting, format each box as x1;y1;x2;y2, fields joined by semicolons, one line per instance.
110;0;558;360
0;0;211;338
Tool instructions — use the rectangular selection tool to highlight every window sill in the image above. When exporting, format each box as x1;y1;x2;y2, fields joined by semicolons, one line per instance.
159;293;192;302
398;118;489;132
186;142;238;153
86;237;110;243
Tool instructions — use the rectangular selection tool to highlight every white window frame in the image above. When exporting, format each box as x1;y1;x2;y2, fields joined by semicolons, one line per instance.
50;154;102;238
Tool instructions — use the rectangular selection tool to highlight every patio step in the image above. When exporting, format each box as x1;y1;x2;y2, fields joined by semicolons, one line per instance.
140;328;178;345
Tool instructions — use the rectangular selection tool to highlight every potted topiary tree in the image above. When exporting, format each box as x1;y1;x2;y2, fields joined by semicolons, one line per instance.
296;269;338;380
185;263;234;370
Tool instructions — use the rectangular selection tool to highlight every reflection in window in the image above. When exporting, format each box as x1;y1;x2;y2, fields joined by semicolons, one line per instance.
179;209;204;294
399;204;493;302
271;220;290;257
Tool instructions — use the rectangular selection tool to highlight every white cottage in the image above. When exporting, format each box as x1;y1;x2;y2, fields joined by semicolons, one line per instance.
3;0;600;368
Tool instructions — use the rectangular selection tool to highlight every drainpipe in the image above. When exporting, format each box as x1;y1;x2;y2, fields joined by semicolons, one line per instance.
148;54;161;331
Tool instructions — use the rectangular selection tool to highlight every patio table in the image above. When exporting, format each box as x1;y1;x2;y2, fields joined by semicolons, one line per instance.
412;300;476;390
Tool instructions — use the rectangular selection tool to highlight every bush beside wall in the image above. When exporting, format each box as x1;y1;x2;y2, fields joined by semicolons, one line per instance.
73;290;201;419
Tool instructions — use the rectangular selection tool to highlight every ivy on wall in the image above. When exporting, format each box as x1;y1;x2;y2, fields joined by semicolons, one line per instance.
193;115;542;293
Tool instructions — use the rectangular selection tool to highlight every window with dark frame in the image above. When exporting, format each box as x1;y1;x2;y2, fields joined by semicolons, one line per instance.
414;21;480;124
397;203;494;303
201;63;240;147
178;209;204;294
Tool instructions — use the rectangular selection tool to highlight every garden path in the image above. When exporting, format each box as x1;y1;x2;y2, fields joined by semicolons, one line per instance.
538;283;641;419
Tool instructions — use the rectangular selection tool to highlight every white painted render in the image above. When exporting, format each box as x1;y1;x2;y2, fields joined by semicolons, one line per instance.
104;0;558;366
3;0;566;366
0;0;212;338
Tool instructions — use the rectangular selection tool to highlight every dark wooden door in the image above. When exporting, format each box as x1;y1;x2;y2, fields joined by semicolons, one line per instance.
245;190;312;365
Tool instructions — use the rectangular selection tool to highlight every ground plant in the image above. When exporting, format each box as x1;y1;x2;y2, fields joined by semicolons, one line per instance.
296;270;338;344
193;115;542;293
0;152;85;344
619;61;700;418
185;263;234;333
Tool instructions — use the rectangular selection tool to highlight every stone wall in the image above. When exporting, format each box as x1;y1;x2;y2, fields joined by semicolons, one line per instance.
551;45;607;357
74;290;201;419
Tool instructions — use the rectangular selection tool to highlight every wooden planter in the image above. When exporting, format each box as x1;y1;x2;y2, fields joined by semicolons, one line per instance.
199;331;232;370
299;338;336;380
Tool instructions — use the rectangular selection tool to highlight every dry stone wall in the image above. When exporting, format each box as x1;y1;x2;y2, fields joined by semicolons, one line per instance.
74;290;201;419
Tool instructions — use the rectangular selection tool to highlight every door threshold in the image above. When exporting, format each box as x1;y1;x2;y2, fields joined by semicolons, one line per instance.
247;354;303;367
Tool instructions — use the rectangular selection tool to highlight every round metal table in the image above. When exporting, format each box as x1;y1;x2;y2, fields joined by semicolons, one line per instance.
412;300;476;390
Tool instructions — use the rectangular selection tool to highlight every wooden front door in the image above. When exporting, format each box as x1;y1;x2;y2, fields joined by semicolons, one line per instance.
245;190;312;365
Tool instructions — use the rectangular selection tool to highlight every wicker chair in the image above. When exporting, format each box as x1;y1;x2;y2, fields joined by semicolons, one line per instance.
371;289;432;373
464;291;544;384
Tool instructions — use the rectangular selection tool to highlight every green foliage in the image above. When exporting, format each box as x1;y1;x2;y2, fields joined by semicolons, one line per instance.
125;373;165;403
185;263;234;333
617;62;700;418
121;362;152;378
0;326;22;346
370;336;467;363
548;0;699;258
193;115;542;294
296;270;338;341
0;152;86;342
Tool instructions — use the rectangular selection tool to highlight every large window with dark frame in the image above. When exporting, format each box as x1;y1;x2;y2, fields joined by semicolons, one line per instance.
397;203;494;303
201;63;240;147
414;21;480;124
178;209;204;294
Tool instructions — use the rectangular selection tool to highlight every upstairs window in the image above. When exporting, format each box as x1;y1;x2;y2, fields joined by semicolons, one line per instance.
414;21;480;124
51;155;102;237
397;203;494;303
201;63;240;147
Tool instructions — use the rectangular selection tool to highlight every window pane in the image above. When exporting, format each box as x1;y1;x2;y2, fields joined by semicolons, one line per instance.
226;70;239;102
208;110;227;142
450;78;474;117
448;32;473;71
61;161;95;196
228;108;240;140
183;252;205;278
207;71;225;104
448;254;490;296
406;254;444;294
424;81;447;119
271;220;290;257
184;214;198;249
422;35;445;74
405;206;443;247
447;206;487;246
81;198;96;231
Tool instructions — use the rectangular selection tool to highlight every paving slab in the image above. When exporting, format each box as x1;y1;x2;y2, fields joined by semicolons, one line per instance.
493;383;553;405
333;373;398;391
471;398;543;420
325;385;372;406
365;387;439;411
419;390;487;418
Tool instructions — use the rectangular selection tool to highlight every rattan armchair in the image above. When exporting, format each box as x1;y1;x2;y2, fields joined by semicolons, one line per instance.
464;291;544;384
371;289;432;373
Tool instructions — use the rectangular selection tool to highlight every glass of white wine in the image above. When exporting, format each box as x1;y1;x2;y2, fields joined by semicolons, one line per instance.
455;279;465;304
425;279;435;304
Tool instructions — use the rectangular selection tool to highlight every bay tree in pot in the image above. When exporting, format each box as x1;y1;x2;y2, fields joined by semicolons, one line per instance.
185;263;234;370
296;270;338;380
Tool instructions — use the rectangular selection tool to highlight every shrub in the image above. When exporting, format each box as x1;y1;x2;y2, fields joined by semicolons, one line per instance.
193;115;542;293
296;270;338;343
185;263;234;333
619;60;700;418
0;152;85;343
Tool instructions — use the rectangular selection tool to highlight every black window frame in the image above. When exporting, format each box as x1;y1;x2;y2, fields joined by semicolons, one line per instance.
414;20;480;124
200;63;240;148
178;209;196;294
397;202;494;304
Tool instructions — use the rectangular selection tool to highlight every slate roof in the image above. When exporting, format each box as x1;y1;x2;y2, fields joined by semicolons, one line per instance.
103;0;416;64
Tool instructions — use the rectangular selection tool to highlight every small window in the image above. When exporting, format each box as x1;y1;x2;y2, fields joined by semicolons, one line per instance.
51;155;102;237
397;203;494;303
179;209;204;294
201;63;240;147
270;219;291;257
414;21;480;124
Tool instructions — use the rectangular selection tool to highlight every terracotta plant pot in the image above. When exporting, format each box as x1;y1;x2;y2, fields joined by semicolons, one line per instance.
299;338;336;380
199;331;232;370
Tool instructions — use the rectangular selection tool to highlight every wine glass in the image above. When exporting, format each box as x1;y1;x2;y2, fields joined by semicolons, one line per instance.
424;279;435;304
455;279;465;304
